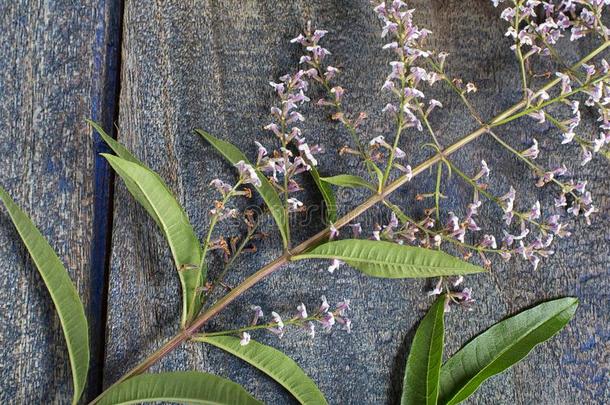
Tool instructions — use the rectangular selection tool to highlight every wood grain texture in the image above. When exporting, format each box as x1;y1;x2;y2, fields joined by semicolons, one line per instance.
0;0;118;402
104;1;609;404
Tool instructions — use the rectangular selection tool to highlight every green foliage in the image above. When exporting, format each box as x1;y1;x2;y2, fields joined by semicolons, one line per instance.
402;295;445;405
101;153;204;327
196;129;290;249
88;120;143;166
438;297;578;405
293;239;485;278
400;296;577;404
96;371;262;405
321;174;376;191
309;166;337;223
0;186;89;405
199;336;328;405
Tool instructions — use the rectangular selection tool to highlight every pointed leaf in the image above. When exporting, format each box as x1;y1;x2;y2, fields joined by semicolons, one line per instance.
102;154;203;326
402;295;446;405
96;371;261;405
87;120;177;227
89;120;141;165
196;129;289;248
439;297;578;405
293;239;485;278
0;186;89;405
321;174;376;191
199;336;327;405
370;163;384;190
309;166;337;223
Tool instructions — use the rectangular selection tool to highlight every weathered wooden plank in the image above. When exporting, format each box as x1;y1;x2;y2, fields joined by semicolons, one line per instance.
0;0;119;402
104;1;609;404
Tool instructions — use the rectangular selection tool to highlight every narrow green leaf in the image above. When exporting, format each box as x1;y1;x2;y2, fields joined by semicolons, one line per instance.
199;336;328;405
370;163;384;190
93;122;206;325
439;297;578;405
102;154;203;327
292;239;485;278
88;120;141;165
321;174;376;191
90;121;178;217
309;166;337;223
196;129;289;248
96;371;262;405
0;186;89;405
402;295;446;405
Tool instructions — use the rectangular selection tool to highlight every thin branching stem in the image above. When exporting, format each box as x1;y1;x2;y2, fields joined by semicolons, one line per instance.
279;116;292;249
201;180;244;257
485;129;583;204
310;60;379;180
434;163;443;222
201;224;258;306
443;158;548;231
491;73;609;127
383;200;501;255
513;1;530;102
193;314;322;339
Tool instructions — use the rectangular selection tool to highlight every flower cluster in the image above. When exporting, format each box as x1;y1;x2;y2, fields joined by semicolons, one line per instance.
223;2;608;312
205;176;261;264
258;69;323;212
496;0;609;60
236;296;352;345
374;1;441;131
208;170;255;221
293;22;372;163
428;276;475;312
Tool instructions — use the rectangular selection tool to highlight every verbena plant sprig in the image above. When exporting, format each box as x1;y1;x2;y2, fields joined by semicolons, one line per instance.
0;1;607;404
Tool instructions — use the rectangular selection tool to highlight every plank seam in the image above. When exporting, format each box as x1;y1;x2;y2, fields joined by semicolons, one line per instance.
87;0;124;400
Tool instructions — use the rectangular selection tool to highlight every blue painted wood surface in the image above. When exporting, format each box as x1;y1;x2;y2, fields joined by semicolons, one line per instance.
0;0;120;403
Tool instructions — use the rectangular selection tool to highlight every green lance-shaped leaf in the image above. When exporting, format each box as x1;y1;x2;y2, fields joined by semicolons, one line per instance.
89;120;141;166
90;121;188;234
0;186;89;405
321;174;376;191
439;297;578;405
198;336;328;405
93;122;206;325
102;154;203;327
293;239;485;278
96;371;262;405
309;166;337;223
402;295;446;405
196;129;289;248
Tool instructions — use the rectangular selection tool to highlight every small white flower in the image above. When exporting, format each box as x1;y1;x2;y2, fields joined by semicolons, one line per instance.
581;148;593;166
466;82;477;93
287;198;303;212
329;224;339;239
349;223;362;238
271;311;284;329
319;295;330;313
240;332;251;346
561;131;575;144
521;139;539;159
234;160;262;187
328;258;344;273
369;135;387;146
297;303;308;319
